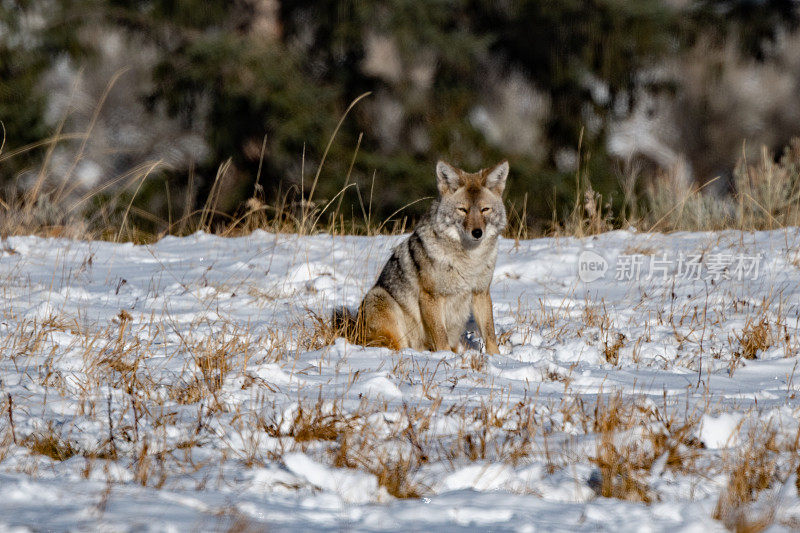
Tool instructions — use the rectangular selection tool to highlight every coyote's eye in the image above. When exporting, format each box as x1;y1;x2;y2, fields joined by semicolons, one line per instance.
457;207;468;214
481;207;491;213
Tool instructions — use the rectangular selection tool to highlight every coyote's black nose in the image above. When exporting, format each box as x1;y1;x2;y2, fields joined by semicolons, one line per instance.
471;228;483;239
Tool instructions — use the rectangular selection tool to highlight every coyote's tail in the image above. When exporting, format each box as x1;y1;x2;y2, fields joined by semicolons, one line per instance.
331;306;364;344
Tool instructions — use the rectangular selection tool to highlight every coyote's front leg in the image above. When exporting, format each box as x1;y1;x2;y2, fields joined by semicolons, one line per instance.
472;290;500;354
419;290;453;352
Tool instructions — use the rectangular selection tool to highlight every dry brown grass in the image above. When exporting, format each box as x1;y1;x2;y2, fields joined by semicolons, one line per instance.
305;308;356;351
602;332;625;366
0;63;799;249
286;399;354;443
582;303;611;330
24;430;77;461
332;415;428;497
459;351;487;372
622;245;657;256
734;315;772;361
373;455;424;499
713;429;780;532
132;439;168;488
643;138;800;233
4;123;800;243
554;179;614;238
2;79;800;246
0;92;422;242
584;393;706;504
3;144;800;531
333;438;426;499
591;430;654;503
2;299;797;528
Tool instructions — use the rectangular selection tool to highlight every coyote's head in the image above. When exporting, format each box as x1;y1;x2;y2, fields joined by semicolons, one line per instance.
434;160;508;247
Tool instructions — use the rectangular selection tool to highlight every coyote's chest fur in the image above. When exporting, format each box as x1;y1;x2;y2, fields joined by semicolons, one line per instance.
353;160;509;354
420;233;496;294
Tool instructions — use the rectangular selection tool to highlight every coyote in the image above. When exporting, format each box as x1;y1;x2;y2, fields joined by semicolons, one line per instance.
338;160;508;353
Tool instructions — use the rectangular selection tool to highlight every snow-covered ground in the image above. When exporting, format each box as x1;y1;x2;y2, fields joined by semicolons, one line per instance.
2;229;800;531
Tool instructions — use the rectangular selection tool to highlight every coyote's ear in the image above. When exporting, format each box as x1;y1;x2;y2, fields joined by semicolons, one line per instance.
484;160;509;195
436;161;461;195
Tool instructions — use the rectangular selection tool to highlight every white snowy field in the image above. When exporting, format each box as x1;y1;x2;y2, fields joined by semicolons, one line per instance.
1;228;800;531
